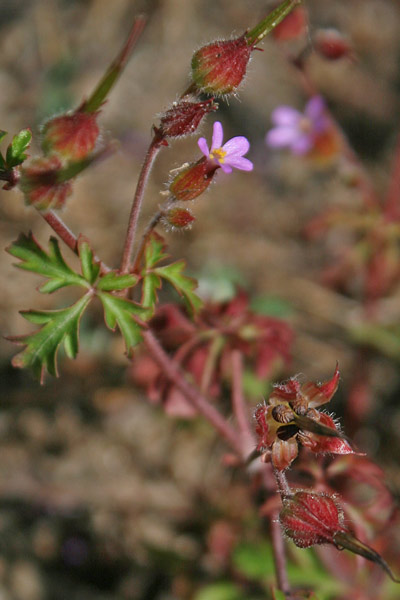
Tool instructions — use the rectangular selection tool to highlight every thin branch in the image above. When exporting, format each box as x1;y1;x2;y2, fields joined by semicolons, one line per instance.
40;209;110;273
231;350;254;447
270;509;292;597
120;135;164;274
132;209;163;273
142;328;243;456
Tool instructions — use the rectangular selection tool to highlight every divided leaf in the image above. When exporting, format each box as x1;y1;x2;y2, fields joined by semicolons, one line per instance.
10;294;92;382
141;232;202;315
98;292;149;357
7;232;87;293
5;128;32;168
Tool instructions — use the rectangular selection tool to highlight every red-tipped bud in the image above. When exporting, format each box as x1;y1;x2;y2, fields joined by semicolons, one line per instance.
169;158;217;202
19;156;72;211
191;35;252;95
314;29;353;61
272;6;307;41
162;207;195;230
42;111;100;161
158;99;217;138
280;491;400;582
280;491;345;548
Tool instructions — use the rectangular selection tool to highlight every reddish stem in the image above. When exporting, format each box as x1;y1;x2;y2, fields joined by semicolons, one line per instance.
270;509;292;597
273;466;291;497
231;350;254;449
142;328;243;456
120;135;164;274
40;209;110;273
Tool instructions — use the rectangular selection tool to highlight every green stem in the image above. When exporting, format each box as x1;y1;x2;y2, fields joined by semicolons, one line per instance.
246;0;301;46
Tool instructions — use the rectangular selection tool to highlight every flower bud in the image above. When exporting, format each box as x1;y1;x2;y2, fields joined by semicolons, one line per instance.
191;35;252;95
162;207;195;230
42;111;100;161
157;99;217;138
280;491;400;582
314;29;352;61
19;156;72;211
280;491;345;548
169;158;217;202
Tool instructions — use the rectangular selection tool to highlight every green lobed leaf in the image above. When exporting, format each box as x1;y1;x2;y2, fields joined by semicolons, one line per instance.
10;293;92;382
7;233;87;293
96;272;138;292
233;541;275;580
98;292;149;357
6;128;32;168
78;237;100;285
141;232;202;315
155;261;203;314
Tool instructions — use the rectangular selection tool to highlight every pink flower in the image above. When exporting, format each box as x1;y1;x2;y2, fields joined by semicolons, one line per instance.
198;121;253;174
266;96;328;155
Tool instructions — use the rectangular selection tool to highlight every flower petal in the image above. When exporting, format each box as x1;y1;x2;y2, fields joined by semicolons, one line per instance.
211;121;224;150
271;106;301;126
291;134;313;155
305;95;325;120
197;137;210;157
225;156;253;171
220;163;233;174
266;126;301;148
222;135;250;157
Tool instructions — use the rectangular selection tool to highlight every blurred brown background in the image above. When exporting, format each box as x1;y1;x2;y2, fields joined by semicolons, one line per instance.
0;1;400;598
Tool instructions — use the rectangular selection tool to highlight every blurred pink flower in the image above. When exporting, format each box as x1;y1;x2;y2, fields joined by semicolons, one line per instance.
266;96;328;155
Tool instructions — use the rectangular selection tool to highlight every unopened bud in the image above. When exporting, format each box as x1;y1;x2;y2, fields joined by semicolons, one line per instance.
314;29;352;61
158;99;217;138
280;491;400;582
191;35;252;95
42;111;100;161
280;491;345;548
169;158;217;202
162;207;195;230
19;156;72;211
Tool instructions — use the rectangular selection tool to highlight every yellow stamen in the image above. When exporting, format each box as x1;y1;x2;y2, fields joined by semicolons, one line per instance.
210;148;227;163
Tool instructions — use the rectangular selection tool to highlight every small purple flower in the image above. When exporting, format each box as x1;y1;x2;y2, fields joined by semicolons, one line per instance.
198;121;253;174
266;96;328;155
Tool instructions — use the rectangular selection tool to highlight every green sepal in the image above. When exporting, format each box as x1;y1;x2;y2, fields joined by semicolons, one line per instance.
10;293;92;382
5;128;32;168
98;292;149;357
96;272;138;291
7;232;87;293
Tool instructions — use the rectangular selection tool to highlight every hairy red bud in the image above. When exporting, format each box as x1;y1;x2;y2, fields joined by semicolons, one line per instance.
191;35;252;95
169;158;217;202
158;99;217;138
19;156;72;211
42;111;100;161
163;207;195;230
280;491;345;548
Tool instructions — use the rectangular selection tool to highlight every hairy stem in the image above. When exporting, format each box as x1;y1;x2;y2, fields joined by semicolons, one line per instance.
132;210;163;273
142;328;243;456
273;466;291;497
270;509;292;597
40;210;110;273
120;136;164;274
